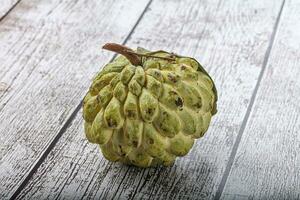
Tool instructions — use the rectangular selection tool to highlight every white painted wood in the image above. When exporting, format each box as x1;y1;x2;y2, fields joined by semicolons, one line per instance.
15;0;283;199
0;0;150;198
221;0;300;199
0;0;19;19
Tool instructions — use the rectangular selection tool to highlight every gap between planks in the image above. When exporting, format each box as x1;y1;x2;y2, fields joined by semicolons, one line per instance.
8;0;153;199
0;0;22;22
214;0;286;199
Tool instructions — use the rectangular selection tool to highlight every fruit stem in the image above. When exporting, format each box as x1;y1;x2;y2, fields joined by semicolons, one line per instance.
103;43;142;65
102;43;175;66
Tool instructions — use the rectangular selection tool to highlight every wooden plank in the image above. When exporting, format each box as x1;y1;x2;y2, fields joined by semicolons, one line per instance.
15;0;284;199
220;0;300;199
0;0;20;19
0;0;150;198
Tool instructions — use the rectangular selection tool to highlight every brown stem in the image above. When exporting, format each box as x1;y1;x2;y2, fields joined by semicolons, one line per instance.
102;43;175;66
103;43;142;65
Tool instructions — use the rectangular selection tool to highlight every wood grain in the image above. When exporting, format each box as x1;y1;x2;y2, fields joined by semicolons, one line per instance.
221;0;300;199
0;0;20;19
0;0;150;198
15;0;284;199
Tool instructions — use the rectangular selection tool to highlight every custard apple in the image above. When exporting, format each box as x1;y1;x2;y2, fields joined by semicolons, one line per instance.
83;43;217;167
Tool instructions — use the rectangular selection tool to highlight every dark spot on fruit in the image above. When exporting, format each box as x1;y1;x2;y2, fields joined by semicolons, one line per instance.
169;91;177;95
119;145;126;156
132;141;138;147
149;138;154;144
175;97;183;107
107;118;117;127
147;108;153;115
194;102;202;109
154;71;160;77
181;65;186;70
127;110;136;118
159;123;168;132
167;73;178;83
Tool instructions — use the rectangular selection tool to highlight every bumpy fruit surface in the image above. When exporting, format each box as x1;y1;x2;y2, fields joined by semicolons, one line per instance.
83;43;217;167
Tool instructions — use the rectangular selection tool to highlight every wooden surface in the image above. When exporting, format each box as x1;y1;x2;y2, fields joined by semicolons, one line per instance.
221;0;300;199
0;0;299;199
14;0;283;199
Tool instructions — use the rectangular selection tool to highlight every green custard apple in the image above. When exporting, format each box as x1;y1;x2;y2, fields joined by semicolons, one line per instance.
83;43;217;167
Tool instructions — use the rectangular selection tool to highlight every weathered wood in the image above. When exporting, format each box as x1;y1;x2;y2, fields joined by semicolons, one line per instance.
0;0;20;19
0;0;150;198
15;0;284;199
221;0;300;199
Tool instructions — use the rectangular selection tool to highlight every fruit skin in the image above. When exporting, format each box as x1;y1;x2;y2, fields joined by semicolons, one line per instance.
83;46;217;167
